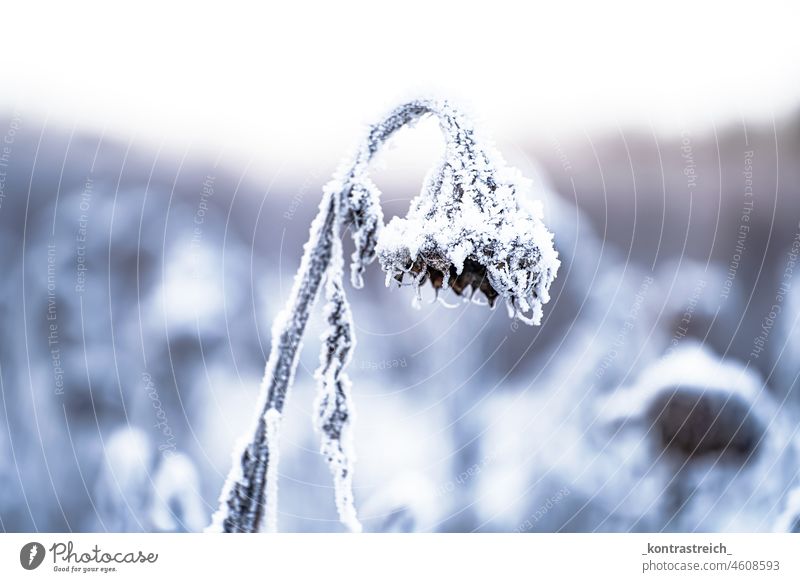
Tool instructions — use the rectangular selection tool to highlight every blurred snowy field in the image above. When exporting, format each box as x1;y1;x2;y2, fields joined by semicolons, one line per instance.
2;108;800;532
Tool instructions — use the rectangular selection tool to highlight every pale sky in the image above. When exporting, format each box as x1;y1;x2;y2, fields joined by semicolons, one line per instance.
2;1;799;177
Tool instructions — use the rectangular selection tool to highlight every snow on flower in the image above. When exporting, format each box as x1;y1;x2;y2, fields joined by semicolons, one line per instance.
375;101;559;325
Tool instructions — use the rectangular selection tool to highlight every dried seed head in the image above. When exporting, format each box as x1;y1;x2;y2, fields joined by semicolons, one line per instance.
376;101;559;324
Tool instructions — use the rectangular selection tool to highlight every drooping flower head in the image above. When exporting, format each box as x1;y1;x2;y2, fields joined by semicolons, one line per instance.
374;100;560;325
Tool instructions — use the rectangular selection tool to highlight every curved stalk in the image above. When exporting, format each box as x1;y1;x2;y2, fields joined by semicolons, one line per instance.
208;99;560;532
211;101;445;533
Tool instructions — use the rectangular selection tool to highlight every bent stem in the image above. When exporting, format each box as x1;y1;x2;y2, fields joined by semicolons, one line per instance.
210;101;439;533
208;99;559;533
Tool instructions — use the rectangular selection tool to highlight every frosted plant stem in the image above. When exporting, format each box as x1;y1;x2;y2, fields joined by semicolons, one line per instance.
210;99;558;533
211;103;437;533
211;190;339;533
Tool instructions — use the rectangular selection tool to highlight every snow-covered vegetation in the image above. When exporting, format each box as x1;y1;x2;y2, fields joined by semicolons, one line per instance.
2;104;800;533
210;100;560;532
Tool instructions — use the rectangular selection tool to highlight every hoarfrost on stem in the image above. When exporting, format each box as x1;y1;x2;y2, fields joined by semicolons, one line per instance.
314;230;361;532
262;407;282;533
208;190;338;533
210;99;559;533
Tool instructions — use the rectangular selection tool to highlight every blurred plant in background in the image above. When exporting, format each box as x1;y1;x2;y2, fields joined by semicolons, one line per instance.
1;104;800;533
